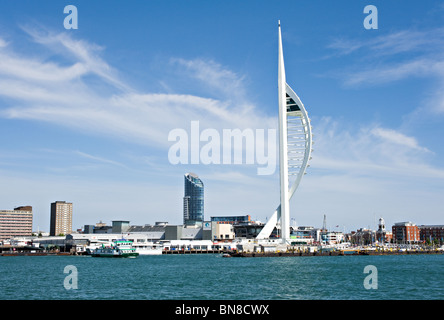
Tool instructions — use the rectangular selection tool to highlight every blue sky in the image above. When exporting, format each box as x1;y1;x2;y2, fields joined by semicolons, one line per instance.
0;1;443;233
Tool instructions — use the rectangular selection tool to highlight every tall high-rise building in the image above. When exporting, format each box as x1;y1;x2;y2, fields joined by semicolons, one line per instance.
50;201;73;236
183;173;204;226
0;206;33;241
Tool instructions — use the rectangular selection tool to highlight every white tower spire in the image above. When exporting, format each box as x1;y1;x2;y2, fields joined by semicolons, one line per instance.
278;21;291;243
256;21;313;243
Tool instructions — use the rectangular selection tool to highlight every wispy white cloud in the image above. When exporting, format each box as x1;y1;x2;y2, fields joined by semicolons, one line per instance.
324;25;444;150
311;117;443;179
0;37;9;48
0;27;275;154
21;25;129;91
370;127;430;152
74;151;128;168
328;27;444;102
0;49;87;82
171;58;248;100
328;28;444;57
343;58;444;86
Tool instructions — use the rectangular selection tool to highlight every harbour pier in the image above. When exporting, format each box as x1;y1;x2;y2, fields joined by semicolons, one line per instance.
228;248;444;257
162;248;225;254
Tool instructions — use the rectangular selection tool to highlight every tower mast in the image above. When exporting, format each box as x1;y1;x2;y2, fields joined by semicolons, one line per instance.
278;21;290;243
256;21;313;243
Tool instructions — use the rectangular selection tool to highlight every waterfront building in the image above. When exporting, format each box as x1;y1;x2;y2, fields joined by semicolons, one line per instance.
92;225;112;234
112;220;130;234
127;224;166;241
162;240;214;251
321;231;344;245
83;221;167;239
211;215;252;224
392;222;420;244
83;225;95;234
256;22;313;243
290;226;317;245
164;224;202;241
95;221;107;227
201;221;235;241
84;220;114;234
351;228;375;246
209;215;265;239
385;232;393;243
233;223;265;239
183;173;204;226
129;222;168;231
376;217;388;243
0;206;33;241
50;201;73;236
213;223;235;241
419;225;444;244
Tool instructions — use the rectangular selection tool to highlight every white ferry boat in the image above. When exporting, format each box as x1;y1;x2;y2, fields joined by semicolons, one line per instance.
91;239;139;258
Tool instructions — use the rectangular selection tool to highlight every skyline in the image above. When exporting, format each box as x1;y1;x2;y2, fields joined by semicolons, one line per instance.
1;1;444;233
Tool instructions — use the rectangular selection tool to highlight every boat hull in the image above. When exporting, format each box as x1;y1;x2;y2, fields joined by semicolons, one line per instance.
91;252;139;258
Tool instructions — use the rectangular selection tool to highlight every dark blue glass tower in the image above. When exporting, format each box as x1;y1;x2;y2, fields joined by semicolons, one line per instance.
183;173;204;226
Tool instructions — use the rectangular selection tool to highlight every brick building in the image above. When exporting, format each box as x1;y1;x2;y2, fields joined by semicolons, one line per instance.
419;225;444;244
392;221;420;243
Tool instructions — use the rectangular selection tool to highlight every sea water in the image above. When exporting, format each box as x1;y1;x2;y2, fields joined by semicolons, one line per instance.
0;254;443;300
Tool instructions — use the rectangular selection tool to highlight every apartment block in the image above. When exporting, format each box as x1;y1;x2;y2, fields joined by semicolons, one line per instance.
419;225;444;243
392;221;420;243
50;201;73;236
0;206;33;241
